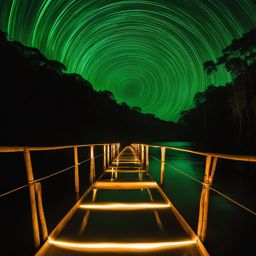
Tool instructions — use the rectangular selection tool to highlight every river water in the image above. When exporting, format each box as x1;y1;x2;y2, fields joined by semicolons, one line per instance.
149;142;256;255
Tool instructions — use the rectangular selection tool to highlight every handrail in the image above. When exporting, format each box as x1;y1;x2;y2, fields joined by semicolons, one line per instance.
143;144;256;162
0;143;119;153
0;142;120;249
132;142;256;244
150;154;256;217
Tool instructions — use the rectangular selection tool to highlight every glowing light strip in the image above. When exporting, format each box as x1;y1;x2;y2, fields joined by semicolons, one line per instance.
93;181;157;189
112;161;141;164
79;203;170;210
106;169;146;173
48;238;196;251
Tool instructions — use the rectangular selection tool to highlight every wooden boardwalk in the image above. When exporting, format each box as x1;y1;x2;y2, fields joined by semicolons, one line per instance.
35;146;208;256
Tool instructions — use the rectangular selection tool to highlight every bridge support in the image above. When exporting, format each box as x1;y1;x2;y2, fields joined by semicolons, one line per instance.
141;145;144;165
90;145;95;184
107;144;110;166
137;144;140;158
197;155;218;242
145;145;149;172
111;144;115;160
74;146;79;194
35;182;48;241
24;148;40;249
103;145;107;170
160;147;166;185
116;144;120;155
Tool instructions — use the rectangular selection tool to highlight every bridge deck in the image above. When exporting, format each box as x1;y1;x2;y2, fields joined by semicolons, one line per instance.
36;146;207;256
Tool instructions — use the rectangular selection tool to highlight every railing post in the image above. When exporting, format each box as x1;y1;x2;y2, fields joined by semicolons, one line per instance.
197;155;218;242
160;147;166;185
117;143;120;155
204;155;212;183
112;144;116;159
35;182;48;241
107;144;110;166
141;145;144;164
209;157;218;185
116;144;119;156
74;146;79;193
137;144;140;157
24;148;40;248
103;145;107;170
90;145;95;184
145;145;149;172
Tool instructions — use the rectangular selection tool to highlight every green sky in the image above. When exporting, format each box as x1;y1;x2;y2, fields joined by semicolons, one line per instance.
1;0;256;121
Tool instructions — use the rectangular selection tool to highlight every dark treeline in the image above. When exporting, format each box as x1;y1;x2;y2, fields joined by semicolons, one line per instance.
0;31;184;146
178;28;256;153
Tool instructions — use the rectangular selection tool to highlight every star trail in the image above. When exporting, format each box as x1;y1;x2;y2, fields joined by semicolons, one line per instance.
1;0;256;121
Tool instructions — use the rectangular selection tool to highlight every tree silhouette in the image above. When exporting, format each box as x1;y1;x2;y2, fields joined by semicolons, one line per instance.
0;31;7;43
203;60;217;75
0;30;183;145
203;28;256;139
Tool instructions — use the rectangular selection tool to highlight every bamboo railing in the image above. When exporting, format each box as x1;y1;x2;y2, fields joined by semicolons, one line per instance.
0;143;120;249
132;143;256;242
1;142;255;252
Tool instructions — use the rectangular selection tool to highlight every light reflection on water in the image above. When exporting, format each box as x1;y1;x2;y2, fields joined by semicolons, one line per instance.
149;141;256;256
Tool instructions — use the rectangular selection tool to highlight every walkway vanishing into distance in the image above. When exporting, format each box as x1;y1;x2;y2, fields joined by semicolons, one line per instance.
35;146;207;256
1;143;256;255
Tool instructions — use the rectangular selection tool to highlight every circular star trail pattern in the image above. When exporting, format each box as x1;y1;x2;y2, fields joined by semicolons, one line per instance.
1;0;256;121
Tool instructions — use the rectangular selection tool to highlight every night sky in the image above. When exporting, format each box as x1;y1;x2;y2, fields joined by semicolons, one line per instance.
1;0;256;121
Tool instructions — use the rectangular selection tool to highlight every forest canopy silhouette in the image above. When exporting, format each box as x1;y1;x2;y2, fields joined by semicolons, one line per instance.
0;31;182;145
1;29;256;149
179;28;256;150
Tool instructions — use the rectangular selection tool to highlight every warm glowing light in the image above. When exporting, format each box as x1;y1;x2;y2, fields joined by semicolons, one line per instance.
112;161;141;164
106;169;146;173
48;238;196;252
79;203;170;210
93;181;158;189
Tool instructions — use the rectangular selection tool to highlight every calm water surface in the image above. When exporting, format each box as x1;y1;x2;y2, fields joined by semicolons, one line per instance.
150;142;256;256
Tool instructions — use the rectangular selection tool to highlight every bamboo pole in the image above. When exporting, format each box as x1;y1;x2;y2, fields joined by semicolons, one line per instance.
74;146;79;193
145;145;149;172
117;144;120;155
103;145;107;170
115;144;118;158
35;182;48;241
90;145;95;184
200;158;217;241
107;144;110;166
204;155;212;183
209;157;218;185
113;144;116;159
141;145;144;165
137;144;140;157
197;155;218;242
197;186;206;239
201;187;210;241
24;148;40;248
160;147;166;185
